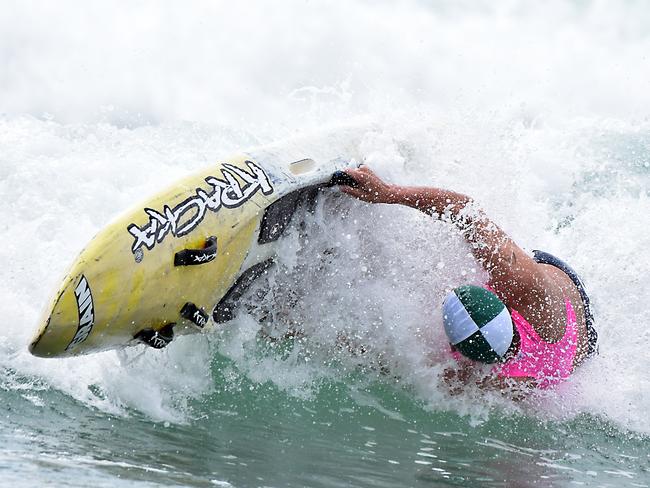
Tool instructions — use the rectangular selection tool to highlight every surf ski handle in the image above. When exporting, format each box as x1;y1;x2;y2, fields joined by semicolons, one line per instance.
327;171;359;188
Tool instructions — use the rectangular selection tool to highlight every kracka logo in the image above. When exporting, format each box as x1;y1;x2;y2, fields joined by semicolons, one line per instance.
127;161;273;257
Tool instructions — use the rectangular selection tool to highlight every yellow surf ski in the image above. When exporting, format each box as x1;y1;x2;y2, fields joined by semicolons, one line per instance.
30;151;354;357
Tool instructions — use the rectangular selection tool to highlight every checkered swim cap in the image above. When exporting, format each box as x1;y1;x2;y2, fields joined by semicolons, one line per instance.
443;285;513;363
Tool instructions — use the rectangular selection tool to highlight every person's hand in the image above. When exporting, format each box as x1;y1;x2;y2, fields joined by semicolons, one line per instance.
340;166;397;204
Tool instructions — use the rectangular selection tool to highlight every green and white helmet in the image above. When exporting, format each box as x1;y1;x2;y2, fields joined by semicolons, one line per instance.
442;285;514;363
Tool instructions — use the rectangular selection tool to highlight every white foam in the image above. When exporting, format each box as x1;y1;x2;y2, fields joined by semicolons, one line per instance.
1;0;649;433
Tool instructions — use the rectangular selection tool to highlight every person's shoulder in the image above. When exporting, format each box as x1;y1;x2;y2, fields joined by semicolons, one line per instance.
489;244;549;305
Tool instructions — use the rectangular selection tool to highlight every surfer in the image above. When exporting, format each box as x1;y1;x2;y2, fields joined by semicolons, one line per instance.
341;166;598;391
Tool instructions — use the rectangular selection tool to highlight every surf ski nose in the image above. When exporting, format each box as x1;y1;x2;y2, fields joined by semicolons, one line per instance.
29;275;87;358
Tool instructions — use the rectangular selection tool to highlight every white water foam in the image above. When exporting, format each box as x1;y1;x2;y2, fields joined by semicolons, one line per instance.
1;0;649;433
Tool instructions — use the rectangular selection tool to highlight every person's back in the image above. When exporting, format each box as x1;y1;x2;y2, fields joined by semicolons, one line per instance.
489;255;591;368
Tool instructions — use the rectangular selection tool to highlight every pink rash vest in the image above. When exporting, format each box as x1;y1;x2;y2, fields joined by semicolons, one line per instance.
493;299;579;389
449;298;579;389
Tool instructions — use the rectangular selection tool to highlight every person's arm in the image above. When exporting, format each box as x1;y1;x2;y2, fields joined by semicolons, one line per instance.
341;166;551;320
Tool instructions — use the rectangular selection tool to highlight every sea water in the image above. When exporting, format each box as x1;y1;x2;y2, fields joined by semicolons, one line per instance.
1;1;649;487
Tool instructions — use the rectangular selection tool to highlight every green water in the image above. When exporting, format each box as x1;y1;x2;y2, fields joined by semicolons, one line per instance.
2;356;647;488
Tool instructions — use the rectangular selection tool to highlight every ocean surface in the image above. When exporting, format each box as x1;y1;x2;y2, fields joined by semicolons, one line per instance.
1;1;649;486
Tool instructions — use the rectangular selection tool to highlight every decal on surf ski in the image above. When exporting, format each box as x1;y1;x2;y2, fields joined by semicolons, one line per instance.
66;275;95;350
127;161;273;257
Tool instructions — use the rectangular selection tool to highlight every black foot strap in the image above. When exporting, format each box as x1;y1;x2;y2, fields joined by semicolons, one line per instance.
135;323;175;349
180;302;209;329
174;236;218;266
